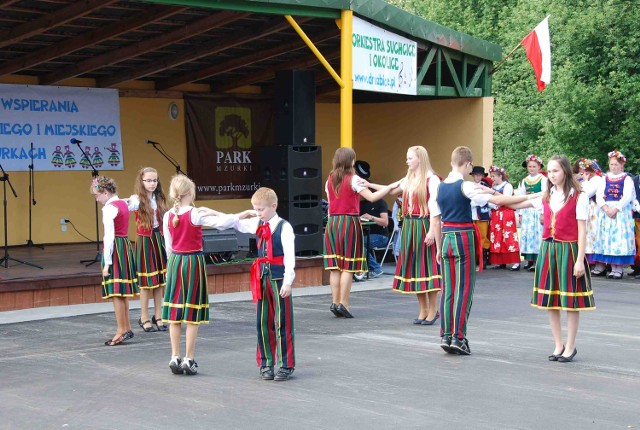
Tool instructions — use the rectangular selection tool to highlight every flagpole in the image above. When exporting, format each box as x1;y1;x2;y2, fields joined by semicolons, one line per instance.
489;42;523;76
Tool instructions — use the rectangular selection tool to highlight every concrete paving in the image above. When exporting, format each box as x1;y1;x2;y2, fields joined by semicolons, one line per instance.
1;265;639;430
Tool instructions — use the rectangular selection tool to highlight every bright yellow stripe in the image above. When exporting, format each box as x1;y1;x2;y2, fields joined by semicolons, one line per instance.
323;254;366;262
533;288;594;297
102;278;138;285
392;287;441;294
531;304;596;311
137;268;167;276
163;319;210;325
163;302;209;310
102;293;138;298
394;275;442;282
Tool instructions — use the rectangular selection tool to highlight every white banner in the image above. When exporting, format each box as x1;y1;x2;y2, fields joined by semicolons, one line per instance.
0;84;123;172
352;16;417;95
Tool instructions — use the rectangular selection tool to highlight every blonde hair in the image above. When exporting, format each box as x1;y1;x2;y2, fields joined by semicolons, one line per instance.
90;175;116;195
451;146;473;167
329;147;356;197
134;167;168;230
168;174;195;228
251;187;278;207
403;146;433;217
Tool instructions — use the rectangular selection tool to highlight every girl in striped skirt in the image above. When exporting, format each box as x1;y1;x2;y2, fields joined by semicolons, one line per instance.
126;167;168;333
512;155;595;362
91;176;139;346
389;146;441;325
324;147;398;318
162;175;243;375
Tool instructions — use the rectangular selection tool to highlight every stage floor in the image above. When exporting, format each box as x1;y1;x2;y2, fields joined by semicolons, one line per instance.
0;243;102;283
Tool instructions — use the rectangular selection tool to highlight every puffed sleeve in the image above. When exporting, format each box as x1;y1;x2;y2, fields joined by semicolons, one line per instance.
101;204;118;265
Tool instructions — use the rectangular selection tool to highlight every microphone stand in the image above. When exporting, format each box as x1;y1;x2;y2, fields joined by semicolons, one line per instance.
147;140;186;175
0;163;43;269
74;142;101;267
26;142;44;249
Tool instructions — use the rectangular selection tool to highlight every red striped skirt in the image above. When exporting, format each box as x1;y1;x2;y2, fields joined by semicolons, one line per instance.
101;236;139;299
136;228;167;289
393;216;441;293
532;239;595;310
323;214;367;273
162;252;210;324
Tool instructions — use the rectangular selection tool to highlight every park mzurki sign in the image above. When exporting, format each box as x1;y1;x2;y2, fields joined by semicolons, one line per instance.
0;84;123;171
352;16;418;95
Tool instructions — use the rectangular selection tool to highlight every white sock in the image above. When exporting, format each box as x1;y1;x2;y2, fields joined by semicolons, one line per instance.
184;357;192;362
171;355;180;361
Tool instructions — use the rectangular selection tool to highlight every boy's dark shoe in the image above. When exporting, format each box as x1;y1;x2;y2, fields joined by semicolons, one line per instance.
274;367;294;381
440;336;455;354
181;358;198;375
260;366;275;380
450;338;471;355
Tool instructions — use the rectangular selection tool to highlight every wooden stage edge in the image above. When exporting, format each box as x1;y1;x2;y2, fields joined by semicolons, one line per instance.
0;243;327;312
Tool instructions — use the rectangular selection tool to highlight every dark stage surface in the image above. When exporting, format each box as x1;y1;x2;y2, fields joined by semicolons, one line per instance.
1;268;639;429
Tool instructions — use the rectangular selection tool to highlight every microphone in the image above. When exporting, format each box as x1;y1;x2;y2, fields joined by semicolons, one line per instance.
70;138;82;144
146;140;160;145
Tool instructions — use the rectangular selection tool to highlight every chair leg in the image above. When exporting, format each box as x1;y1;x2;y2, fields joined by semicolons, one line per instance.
380;229;396;266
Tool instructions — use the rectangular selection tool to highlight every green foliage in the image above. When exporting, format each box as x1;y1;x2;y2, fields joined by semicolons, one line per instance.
388;0;640;180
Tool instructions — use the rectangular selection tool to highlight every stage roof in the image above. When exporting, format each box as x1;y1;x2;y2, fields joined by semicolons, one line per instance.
0;0;502;100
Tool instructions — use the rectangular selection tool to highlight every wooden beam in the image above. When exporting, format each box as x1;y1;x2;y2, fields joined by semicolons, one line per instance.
0;0;119;49
0;1;21;7
158;28;339;90
97;16;311;88
212;46;340;93
0;5;186;77
40;10;248;86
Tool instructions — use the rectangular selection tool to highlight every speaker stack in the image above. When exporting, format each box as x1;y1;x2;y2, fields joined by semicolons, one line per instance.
263;70;323;256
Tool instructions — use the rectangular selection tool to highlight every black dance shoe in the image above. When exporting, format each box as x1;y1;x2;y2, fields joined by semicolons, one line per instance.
548;346;565;361
440;336;454;354
260;366;275;380
336;304;354;318
557;348;577;363
450;337;471;355
330;303;342;317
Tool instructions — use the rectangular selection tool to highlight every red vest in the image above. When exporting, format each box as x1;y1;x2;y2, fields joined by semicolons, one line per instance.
135;208;162;236
110;200;130;237
542;194;579;241
168;209;203;253
327;174;360;215
402;178;430;216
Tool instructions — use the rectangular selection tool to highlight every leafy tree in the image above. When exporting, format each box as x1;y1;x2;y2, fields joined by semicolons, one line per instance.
389;0;640;179
218;114;250;149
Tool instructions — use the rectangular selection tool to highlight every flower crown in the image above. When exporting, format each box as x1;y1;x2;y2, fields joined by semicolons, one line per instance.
524;154;543;165
489;165;506;174
92;177;101;190
607;150;626;162
578;158;602;173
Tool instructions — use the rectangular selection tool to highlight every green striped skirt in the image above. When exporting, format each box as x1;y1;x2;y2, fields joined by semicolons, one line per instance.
101;236;139;299
532;240;595;311
135;229;167;289
393;216;441;293
162;252;210;324
323;214;367;273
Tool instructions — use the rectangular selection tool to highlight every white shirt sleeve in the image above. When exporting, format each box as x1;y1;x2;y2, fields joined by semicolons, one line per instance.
162;211;173;255
596;176;606;207
351;175;366;193
462;181;492;207
101;204;118;265
127;194;140;211
576;192;589;220
503;182;514;196
235;216;260;234
281;221;296;287
427;175;440;216
581;177;599;198
620;176;636;207
193;210;239;230
530;196;544;211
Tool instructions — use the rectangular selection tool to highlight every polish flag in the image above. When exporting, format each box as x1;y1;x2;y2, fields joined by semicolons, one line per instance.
521;17;551;91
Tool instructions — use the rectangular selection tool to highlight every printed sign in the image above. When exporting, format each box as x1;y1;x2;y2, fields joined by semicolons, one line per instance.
0;84;123;171
352;16;418;95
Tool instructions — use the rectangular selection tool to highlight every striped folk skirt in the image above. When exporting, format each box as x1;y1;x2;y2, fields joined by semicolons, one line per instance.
136;229;167;289
531;240;595;311
101;236;139;299
162;252;210;324
323;215;367;273
393;216;441;293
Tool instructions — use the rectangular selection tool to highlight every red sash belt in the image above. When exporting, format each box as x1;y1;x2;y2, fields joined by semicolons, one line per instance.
442;222;483;272
250;256;284;302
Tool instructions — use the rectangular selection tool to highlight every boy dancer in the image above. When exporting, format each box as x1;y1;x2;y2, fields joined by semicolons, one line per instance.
434;147;535;355
236;188;296;381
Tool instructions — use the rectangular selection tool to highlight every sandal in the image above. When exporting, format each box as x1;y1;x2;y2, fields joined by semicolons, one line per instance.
153;315;167;332
122;330;134;340
138;318;157;332
104;335;124;346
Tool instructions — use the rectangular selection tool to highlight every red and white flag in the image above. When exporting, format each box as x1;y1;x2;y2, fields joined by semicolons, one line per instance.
521;16;551;91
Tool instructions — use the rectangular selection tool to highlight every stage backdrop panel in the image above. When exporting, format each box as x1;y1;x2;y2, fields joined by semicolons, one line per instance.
0;84;123;172
185;94;273;200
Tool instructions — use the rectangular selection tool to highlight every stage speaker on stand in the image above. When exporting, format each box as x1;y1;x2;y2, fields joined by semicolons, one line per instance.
261;146;323;256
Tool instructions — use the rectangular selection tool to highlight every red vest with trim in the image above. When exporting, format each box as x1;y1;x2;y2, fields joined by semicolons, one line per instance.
327;174;360;215
542;193;579;241
168;209;203;253
135;208;162;236
402;178;430;216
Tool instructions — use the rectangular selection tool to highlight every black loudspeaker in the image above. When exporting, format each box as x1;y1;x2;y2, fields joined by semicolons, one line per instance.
274;70;316;145
261;145;323;256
